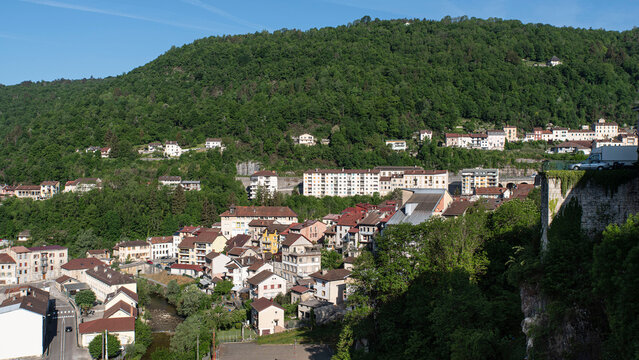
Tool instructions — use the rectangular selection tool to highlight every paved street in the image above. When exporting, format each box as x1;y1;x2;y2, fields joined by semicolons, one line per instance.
44;282;91;360
219;343;333;360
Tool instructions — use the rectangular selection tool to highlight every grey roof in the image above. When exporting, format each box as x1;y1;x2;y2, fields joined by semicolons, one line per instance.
64;283;90;292
386;189;446;226
299;298;333;309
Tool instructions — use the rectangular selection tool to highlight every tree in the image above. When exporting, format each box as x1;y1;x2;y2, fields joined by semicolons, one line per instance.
322;249;343;270
75;289;96;314
213;280;233;297
171;185;186;215
166;280;181;306
177;284;206;317
89;333;121;359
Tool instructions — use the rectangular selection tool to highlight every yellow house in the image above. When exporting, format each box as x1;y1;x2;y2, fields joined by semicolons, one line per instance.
258;223;289;254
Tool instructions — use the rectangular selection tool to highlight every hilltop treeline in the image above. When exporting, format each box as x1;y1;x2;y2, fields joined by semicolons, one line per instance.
1;16;638;183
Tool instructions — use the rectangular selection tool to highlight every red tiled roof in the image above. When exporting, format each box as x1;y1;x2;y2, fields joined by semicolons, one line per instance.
0;253;15;264
87;249;109;255
475;187;508;195
290;285;311;294
281;234;311;247
148;236;173;244
309;269;351;282
443;200;474;217
178;237;197;249
15;184;41;191
103;300;137;319
248;219;276;227
56;275;72;284
171;264;203;272
62;258;105;271
247;270;278;285
28;245;66;252
220;206;297;218
251;297;284;312
79;317;135;334
40;181;59;186
11;246;31;254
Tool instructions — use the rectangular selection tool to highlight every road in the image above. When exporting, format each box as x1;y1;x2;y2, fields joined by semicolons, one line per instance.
219;343;333;360
45;282;91;360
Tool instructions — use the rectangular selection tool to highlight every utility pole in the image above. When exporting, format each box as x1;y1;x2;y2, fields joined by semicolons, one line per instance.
212;330;216;360
105;330;109;360
196;332;199;360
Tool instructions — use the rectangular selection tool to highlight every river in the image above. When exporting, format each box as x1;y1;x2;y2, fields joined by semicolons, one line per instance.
141;294;183;360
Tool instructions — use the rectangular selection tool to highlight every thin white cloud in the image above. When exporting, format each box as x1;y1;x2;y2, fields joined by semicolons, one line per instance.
21;0;221;33
182;0;265;31
0;33;19;39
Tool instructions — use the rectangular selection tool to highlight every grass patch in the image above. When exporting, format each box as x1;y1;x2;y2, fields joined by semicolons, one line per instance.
256;323;341;345
142;272;196;286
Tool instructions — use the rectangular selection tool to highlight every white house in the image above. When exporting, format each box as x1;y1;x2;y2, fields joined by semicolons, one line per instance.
247;270;286;300
164;141;182;158
0;287;49;360
84;265;137;302
0;253;17;285
205;138;224;150
79;317;135;347
248;171;278;200
204;251;231;278
148;236;174;259
419;130;433;142
296;134;316;146
385;140;407;151
170;264;204;277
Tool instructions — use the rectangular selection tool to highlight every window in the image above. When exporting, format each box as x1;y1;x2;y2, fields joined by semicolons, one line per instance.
263;285;267;290
271;285;274;289
278;284;282;288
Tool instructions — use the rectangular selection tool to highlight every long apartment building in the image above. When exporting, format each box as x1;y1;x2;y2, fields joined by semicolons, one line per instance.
304;167;448;197
248;171;278;200
1;245;68;284
461;168;499;196
444;131;506;150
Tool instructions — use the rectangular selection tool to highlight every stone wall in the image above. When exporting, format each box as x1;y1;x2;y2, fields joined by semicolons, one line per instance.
540;171;639;250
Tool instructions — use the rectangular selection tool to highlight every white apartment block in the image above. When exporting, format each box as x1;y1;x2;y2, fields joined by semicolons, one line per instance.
593;118;618;139
303;169;380;197
148;236;174;259
445;132;505;150
295;133;316;146
219;206;298;238
248;171;278;200
379;170;448;196
461;168;499;196
419;130;433;142
205;138;224;150
385;140;407;151
164;141;182;158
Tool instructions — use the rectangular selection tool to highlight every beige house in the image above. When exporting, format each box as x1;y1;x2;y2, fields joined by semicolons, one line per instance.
0;253;17;285
84;265;136;301
247;270;286;300
15;185;42;200
204;251;231;278
250;297;285;335
113;241;151;263
220;206;298;238
86;249;110;261
40;181;60;199
290;285;313;303
288;220;327;244
309;269;352;306
79;317;135;347
61;258;107;282
281;234;321;285
104;287;138;311
3;245;68;284
177;230;227;267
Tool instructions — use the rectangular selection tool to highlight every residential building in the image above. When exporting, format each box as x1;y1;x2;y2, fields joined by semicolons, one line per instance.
281;234;321;284
63;178;102;193
487;131;506;150
164;141;182;158
0;253;16;285
61;258;106;282
86;249;110;260
84;265;136;301
442;200;474;218
548;141;592;155
461;168;499;196
220;206;298;238
204;251;231;278
295;133;316;146
227;247;259;260
205;138;224;150
445;132;504;150
3;245;68;284
158;176;181;187
303;169;380;197
593;118;618;139
177;230;227;267
320;138;330;145
566;129;597;142
547;56;562;66
290;285;313;303
103;301;137;319
170;264;203;277
247;270;286;299
17;230;31;242
379;169;448;196
288;220;327;244
0;287;50;359
104;287;138;311
248;170;278;200
15;185;41;200
100;147;111;158
79;317;135;347
475;187;511;199
40;181;60;199
386;189;453;226
225;234;253;252
148;142;163;152
419;129;433;142
181;180;201;191
148;236;174;259
385;140;407;151
503;125;518;142
113;241;151;263
250;297;285;335
309;269;352;306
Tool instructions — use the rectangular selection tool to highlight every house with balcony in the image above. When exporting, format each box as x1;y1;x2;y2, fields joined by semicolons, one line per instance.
247;270;286;300
288;220;327;244
385;140;407;151
113;241;150;263
220;206;298;238
39;181;59;199
248;170;278;200
164;141;182;158
281;234;321;285
309;269;352;306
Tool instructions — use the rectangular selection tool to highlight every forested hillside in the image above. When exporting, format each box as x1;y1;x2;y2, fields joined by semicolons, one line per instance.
1;16;638;183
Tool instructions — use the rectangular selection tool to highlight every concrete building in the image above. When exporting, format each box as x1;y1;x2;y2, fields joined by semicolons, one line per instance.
79;317;135;347
84;265;136;301
148;236;174;259
461;168;499;196
593;118;618;139
281;234;321;285
113;241;150;263
248;170;278;200
3;245;68;284
177;230;227;266
303;169;380;197
63;178;102;193
205;138;224;150
385;140;407;151
14;185;42;200
204;251;231;278
309;269;351;306
247;270;286;299
503;125;518;142
40;181;60;199
250;297;285;335
295;133;316;146
164;141;182;158
379;169;448;196
220;206;298;238
0;287;50;359
0;253;17;285
158;176;182;187
419;129;433;142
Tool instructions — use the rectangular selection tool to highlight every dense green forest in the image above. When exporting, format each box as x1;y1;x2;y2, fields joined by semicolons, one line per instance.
1;16;638;183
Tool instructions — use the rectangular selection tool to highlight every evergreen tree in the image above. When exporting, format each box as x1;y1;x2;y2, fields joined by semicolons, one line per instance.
171;185;186;215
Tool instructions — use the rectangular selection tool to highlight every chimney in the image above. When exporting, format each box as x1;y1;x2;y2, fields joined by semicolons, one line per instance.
229;204;236;215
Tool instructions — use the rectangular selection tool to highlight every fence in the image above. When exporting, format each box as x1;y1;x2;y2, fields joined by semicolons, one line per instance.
217;327;257;343
542;160;575;171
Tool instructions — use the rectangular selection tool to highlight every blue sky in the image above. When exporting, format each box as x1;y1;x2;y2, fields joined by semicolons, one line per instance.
1;0;637;85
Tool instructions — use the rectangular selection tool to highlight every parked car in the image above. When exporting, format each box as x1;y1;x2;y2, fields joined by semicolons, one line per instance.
65;326;72;333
